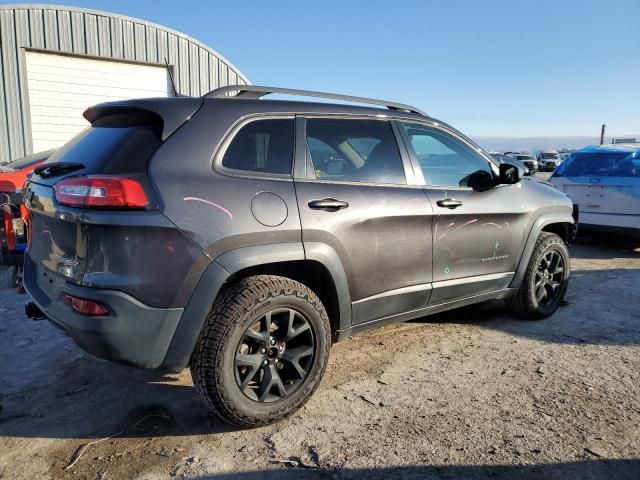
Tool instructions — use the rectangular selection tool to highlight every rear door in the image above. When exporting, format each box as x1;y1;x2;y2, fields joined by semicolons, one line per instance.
294;116;434;326
396;121;525;304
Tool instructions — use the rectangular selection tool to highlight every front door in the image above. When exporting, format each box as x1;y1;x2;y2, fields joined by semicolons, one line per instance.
397;121;526;304
294;117;434;325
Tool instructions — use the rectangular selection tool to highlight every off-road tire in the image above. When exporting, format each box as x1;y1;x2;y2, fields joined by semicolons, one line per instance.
507;232;570;320
190;275;331;427
2;265;17;289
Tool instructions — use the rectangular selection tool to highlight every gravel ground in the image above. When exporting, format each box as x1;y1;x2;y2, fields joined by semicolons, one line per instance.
1;234;639;480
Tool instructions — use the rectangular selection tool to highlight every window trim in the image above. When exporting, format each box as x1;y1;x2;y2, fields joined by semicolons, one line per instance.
394;119;498;190
212;114;296;181
298;114;419;187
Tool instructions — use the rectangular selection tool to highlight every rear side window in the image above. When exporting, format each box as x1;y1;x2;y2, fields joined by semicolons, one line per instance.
306;119;406;185
43;113;162;174
221;119;294;175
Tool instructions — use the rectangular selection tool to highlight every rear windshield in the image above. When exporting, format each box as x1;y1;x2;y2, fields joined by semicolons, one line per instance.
516;155;533;160
43;113;162;174
556;152;640;177
541;153;559;160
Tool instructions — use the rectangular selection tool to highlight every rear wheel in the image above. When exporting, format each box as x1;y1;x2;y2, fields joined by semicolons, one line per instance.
507;232;569;319
190;275;331;427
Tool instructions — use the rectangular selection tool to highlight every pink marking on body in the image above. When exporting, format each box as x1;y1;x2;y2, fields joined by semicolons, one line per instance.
183;196;233;219
454;218;478;231
481;222;503;229
446;222;456;228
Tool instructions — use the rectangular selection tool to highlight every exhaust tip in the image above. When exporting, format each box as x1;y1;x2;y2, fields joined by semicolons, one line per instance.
25;301;46;320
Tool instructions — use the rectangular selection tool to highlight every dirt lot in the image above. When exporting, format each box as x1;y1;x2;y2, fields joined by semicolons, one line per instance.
1;234;639;480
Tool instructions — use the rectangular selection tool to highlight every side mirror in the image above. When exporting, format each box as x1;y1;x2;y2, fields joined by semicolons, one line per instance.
498;162;522;185
465;170;497;192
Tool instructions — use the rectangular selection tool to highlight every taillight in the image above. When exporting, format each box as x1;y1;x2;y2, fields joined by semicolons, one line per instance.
2;205;16;251
54;177;149;209
64;294;110;316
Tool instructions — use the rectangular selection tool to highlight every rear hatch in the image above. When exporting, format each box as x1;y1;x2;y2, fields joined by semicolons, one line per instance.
552;150;640;215
25;98;202;283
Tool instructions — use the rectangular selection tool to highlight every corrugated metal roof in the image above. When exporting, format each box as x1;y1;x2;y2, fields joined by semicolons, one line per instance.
0;4;249;162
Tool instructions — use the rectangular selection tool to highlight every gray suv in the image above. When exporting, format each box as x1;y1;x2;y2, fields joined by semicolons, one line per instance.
23;86;576;426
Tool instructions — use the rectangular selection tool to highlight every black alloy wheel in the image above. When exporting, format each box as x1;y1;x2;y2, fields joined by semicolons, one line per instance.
235;308;315;403
534;249;565;307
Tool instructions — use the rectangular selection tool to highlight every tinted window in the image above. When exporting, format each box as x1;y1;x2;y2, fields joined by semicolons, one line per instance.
42;113;162;175
222;119;294;175
306;119;406;185
400;123;493;187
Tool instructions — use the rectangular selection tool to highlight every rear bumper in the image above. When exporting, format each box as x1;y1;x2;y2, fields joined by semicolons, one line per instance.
24;254;184;369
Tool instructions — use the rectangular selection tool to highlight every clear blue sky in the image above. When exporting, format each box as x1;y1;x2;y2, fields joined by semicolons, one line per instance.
3;0;639;138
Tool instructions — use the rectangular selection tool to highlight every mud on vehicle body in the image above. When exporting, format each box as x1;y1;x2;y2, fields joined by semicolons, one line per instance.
23;85;576;426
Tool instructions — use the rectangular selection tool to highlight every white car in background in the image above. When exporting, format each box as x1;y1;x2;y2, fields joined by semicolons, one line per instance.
550;145;640;238
534;149;562;171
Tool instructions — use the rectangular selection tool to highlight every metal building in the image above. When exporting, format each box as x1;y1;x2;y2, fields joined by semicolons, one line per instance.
0;4;249;163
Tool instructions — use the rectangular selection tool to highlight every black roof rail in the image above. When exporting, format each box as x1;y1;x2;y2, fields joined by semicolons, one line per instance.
203;85;427;116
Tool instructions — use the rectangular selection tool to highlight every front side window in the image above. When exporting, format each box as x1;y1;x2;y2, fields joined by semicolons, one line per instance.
221;118;294;175
400;123;493;187
306;119;406;185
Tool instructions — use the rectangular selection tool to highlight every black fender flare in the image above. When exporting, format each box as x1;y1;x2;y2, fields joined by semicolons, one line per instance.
510;213;575;288
161;241;351;371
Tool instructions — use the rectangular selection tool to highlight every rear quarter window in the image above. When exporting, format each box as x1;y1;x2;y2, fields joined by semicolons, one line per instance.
221;118;294;175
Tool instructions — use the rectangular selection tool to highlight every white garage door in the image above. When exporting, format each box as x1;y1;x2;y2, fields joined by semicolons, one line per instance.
25;51;171;152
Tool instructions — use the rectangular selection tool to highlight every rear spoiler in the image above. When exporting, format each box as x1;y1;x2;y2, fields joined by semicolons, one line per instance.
83;97;203;141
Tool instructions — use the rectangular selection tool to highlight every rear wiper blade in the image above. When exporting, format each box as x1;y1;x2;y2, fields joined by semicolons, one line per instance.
34;162;85;178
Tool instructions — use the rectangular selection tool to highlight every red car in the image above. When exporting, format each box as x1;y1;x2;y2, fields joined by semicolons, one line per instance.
1;149;54;272
0;149;55;195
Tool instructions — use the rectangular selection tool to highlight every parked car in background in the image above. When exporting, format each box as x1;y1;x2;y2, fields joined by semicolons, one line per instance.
551;145;640;238
534;149;562;171
23;85;575;426
1;149;55;200
507;153;538;173
1;149;55;274
492;154;533;175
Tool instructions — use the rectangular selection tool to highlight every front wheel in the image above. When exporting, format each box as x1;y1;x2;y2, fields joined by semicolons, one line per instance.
190;275;331;427
507;232;570;320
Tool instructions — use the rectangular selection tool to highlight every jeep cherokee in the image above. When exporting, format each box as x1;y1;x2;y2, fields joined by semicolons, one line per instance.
23;85;576;426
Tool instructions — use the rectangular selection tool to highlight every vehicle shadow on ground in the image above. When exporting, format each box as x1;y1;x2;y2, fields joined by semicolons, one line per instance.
410;266;640;347
409;234;640;347
192;459;640;480
0;353;240;439
571;234;640;260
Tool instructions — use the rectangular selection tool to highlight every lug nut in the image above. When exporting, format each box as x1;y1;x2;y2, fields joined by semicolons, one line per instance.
261;348;266;354
262;360;268;366
270;338;276;346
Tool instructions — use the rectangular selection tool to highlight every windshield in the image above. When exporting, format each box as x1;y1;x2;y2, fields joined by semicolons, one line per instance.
541;153;559;160
556;151;640;177
516;155;533;160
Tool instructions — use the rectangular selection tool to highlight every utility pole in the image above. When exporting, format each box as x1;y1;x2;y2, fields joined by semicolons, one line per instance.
600;124;606;145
